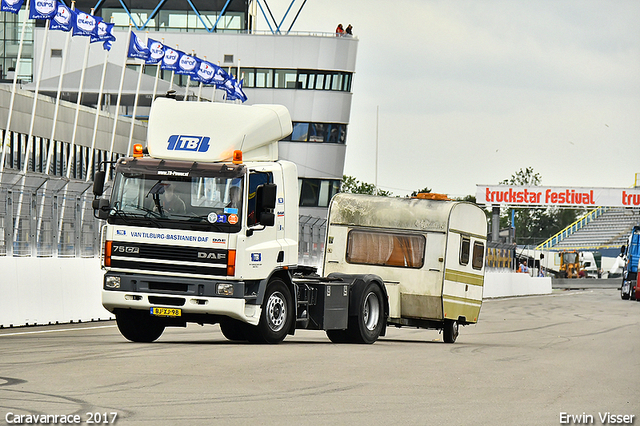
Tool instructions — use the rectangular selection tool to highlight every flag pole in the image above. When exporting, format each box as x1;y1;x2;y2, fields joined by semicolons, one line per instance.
151;37;163;102
13;17;51;249
168;43;177;92
127;32;147;154
37;3;75;249
23;19;50;174
86;47;110;182
197;55;205;102
375;105;379;196
60;8;96;238
0;0;31;173
66;8;95;179
106;24;133;182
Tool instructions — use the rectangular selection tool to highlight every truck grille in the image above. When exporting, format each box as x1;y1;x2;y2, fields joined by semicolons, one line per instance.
109;241;228;276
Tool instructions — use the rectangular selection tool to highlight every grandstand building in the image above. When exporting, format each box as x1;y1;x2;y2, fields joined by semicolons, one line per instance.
0;0;357;258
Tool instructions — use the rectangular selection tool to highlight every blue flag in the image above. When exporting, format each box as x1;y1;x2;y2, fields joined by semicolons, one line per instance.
146;39;164;65
127;31;150;60
224;78;247;102
211;67;230;88
29;0;57;19
1;0;24;14
72;10;99;37
91;20;116;51
176;54;200;77
50;2;74;32
233;78;248;102
160;47;181;71
222;77;236;98
194;60;218;84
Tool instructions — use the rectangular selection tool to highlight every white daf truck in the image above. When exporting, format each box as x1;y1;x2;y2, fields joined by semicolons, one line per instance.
93;97;487;344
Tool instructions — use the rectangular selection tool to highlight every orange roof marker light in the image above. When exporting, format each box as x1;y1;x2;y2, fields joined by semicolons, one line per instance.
133;144;144;158
414;193;450;201
233;150;243;164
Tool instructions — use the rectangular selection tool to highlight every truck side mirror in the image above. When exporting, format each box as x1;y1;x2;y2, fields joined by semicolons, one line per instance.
257;183;277;209
259;212;275;227
93;170;106;196
255;183;277;227
92;198;111;220
621;245;627;255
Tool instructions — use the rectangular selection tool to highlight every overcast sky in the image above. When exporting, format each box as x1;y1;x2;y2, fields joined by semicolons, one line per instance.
273;0;640;197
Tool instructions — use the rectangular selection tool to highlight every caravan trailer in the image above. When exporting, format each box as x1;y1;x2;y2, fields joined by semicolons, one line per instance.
323;193;488;342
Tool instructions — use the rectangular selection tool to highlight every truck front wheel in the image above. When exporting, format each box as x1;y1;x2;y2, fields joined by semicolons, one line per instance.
220;319;248;341
251;279;292;344
116;310;165;343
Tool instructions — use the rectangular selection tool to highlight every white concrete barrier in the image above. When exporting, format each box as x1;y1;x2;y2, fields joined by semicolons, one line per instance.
0;259;551;328
0;257;112;328
483;271;552;298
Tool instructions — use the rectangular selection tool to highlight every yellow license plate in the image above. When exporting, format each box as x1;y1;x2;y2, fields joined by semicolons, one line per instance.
150;307;182;317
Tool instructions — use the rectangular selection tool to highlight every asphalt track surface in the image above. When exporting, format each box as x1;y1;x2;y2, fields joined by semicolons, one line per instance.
0;289;638;426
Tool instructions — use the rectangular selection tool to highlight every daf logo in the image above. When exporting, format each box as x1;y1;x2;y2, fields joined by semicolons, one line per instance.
112;245;139;254
198;252;226;260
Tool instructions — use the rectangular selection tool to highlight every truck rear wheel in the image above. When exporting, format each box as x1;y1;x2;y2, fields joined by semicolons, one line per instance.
621;281;630;300
348;282;384;344
443;319;459;343
325;329;350;343
116;310;165;343
252;279;292;344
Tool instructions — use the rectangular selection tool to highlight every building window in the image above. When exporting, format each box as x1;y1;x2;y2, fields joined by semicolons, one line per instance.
275;69;297;88
291;123;309;142
237;68;352;92
282;122;346;144
255;69;273;88
298;178;340;207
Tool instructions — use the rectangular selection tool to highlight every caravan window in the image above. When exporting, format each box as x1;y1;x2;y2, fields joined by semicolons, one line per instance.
472;242;485;270
346;230;425;268
459;237;470;265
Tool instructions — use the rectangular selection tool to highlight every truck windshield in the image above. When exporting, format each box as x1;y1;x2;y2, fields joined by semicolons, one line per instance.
108;158;245;232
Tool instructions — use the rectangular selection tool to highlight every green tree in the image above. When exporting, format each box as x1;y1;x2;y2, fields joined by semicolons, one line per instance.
341;175;393;196
498;168;582;246
409;186;432;197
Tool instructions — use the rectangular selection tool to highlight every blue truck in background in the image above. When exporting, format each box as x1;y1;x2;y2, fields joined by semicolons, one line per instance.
621;225;640;300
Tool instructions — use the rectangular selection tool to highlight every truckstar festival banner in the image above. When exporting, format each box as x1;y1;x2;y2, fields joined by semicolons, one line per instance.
476;185;640;207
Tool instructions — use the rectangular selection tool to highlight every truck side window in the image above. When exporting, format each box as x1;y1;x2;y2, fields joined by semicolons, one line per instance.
247;172;273;226
472;242;485;270
346;230;425;269
459;237;470;266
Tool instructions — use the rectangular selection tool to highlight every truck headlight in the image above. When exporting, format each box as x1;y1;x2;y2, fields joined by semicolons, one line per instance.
217;283;234;296
105;276;121;289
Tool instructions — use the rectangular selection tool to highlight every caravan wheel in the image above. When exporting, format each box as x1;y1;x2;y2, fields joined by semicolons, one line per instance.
443;319;459;343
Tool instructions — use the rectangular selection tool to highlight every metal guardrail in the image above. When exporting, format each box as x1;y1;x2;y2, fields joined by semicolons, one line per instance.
0;178;99;258
1;178;329;262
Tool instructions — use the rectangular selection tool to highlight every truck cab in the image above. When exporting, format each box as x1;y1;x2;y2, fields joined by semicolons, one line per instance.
93;98;300;343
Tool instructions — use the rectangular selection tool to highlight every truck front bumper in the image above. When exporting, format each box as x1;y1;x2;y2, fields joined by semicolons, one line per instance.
101;272;262;325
